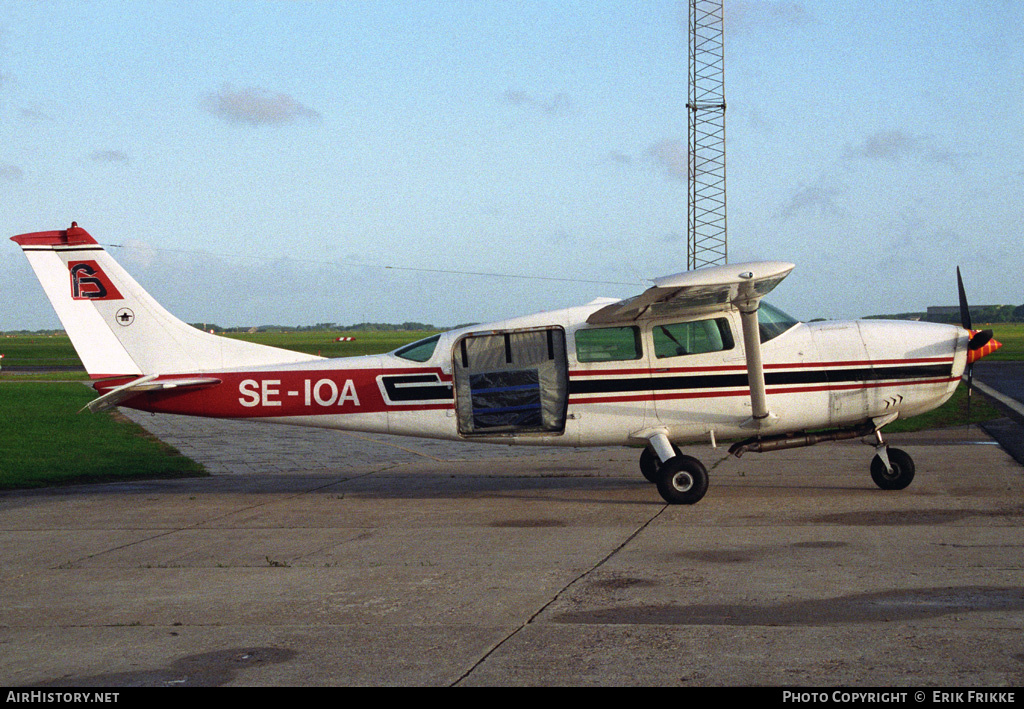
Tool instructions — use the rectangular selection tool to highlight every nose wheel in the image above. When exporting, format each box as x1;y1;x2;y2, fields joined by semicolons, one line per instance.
870;446;915;490
869;429;915;490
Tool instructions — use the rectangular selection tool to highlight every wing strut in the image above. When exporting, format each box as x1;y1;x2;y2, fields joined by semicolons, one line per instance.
738;305;770;423
732;270;779;429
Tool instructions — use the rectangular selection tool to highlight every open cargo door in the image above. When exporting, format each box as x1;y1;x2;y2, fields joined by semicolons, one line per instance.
453;328;568;436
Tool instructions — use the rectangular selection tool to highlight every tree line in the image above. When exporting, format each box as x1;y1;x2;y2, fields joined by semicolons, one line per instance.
868;304;1024;324
186;321;472;333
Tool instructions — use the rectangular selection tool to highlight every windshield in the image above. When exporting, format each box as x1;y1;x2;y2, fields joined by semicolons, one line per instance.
758;301;799;343
394;334;441;362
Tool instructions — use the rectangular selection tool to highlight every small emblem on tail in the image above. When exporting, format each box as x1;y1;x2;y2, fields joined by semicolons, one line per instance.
115;308;136;326
69;261;123;300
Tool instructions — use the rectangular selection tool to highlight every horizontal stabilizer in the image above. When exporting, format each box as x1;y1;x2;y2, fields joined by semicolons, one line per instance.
84;374;222;413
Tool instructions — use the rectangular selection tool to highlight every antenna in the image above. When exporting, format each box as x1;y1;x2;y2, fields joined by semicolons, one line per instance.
687;0;727;270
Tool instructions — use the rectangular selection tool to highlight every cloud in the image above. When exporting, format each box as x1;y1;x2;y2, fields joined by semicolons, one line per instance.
19;107;54;121
504;90;573;116
777;182;846;220
605;150;633;166
846;130;921;161
726;1;815;34
90;150;129;163
0;164;24;182
778;128;962;221
646;139;688;181
202;85;322;126
845;129;961;168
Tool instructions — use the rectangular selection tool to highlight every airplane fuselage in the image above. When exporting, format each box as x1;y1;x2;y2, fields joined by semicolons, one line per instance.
99;303;967;449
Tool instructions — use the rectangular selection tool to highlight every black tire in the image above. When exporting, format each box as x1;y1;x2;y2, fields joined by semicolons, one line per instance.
639;444;681;483
655;455;709;505
870;447;915;490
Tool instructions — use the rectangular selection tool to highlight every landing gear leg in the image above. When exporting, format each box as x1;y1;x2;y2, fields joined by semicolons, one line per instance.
639;443;680;483
870;431;915;490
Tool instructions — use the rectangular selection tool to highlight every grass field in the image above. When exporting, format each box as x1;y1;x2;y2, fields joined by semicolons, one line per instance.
883;383;1002;433
0;333;84;369
0;330;434;490
222;330;438;359
0;382;205;489
979;322;1024;361
0;330;434;369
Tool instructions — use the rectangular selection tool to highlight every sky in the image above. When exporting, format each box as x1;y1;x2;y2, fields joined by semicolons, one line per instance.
1;0;1022;330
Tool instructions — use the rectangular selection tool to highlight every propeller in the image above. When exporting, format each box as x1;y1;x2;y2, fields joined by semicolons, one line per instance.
956;266;998;420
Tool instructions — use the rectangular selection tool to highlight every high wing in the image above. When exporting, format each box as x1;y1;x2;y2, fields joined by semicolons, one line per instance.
588;261;796;429
586;261;795;325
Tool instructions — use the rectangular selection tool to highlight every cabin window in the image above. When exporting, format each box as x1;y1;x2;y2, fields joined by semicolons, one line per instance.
394;334;440;362
574;326;642;362
758;302;799;343
653;318;734;358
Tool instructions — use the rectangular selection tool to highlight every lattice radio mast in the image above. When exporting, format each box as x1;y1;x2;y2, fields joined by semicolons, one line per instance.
687;0;727;270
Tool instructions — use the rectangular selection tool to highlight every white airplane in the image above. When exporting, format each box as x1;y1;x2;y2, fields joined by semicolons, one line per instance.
12;223;1002;504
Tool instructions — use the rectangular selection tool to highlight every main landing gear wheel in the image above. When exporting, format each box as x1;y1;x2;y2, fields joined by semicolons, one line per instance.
870;447;915;490
639;444;681;483
655;455;709;505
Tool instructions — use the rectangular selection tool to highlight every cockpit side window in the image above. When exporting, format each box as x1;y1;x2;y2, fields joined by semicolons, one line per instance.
394;334;441;362
758;301;800;343
653;317;734;358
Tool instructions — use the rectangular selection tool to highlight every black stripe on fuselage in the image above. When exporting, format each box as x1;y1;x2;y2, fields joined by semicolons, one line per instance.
380;373;453;402
569;363;954;396
380;363;953;403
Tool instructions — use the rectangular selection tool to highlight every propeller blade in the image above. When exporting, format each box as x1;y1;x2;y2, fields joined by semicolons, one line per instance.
956;266;972;331
969;329;994;351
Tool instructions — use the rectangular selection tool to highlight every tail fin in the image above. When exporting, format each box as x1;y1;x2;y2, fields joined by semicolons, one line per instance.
11;224;321;378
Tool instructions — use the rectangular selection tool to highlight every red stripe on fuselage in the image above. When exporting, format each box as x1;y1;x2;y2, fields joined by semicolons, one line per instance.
99;367;452;418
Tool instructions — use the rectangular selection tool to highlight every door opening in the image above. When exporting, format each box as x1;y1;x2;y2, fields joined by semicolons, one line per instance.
453;327;568;436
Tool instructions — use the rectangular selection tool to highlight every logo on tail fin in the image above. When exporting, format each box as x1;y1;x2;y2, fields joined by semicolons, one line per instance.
69;261;123;300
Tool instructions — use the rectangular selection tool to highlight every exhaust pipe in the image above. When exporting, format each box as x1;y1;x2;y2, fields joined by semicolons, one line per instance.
729;423;875;458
